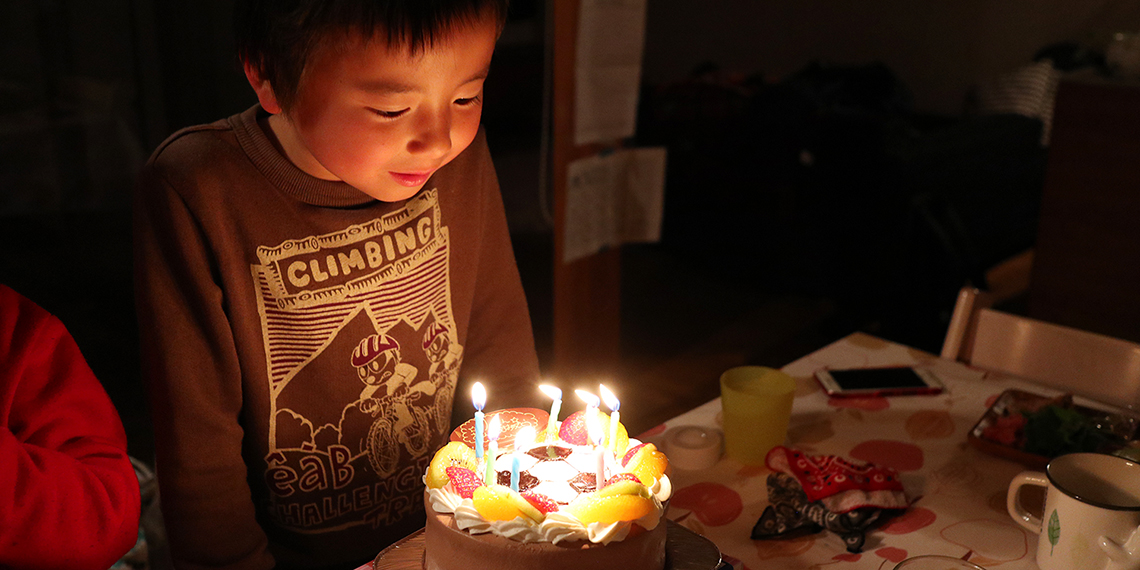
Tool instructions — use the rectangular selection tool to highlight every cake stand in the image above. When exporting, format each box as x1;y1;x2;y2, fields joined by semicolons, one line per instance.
373;519;729;570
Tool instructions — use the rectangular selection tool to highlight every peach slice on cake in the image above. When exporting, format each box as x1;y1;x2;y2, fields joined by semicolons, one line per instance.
473;484;545;523
610;421;631;458
566;493;656;525
596;479;652;499
426;441;478;489
623;442;669;486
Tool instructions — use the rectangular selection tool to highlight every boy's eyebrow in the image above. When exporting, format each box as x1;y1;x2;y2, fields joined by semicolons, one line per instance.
358;80;418;95
357;67;491;94
464;66;491;84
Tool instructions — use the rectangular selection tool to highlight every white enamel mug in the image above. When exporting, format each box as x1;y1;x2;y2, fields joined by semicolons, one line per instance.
1007;453;1140;570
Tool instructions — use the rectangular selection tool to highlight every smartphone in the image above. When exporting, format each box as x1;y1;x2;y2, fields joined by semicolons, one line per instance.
814;366;944;397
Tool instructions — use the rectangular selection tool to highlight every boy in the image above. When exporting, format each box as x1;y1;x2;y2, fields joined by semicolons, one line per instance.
0;284;140;569
133;1;541;568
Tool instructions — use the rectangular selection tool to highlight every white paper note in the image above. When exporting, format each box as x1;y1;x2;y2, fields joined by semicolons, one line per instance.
574;0;648;145
564;147;667;264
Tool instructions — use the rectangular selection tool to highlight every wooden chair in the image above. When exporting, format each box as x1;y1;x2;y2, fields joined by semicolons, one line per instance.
942;286;1140;407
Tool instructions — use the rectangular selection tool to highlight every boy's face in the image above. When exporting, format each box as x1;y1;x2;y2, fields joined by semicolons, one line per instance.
258;19;499;202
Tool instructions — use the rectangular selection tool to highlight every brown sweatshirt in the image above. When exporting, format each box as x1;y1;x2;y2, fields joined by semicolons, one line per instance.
134;105;540;570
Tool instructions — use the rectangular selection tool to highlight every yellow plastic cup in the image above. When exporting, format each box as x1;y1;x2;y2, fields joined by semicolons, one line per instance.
719;366;796;465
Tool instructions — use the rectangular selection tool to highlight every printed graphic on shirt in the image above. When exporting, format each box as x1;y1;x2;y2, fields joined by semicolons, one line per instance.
251;189;463;533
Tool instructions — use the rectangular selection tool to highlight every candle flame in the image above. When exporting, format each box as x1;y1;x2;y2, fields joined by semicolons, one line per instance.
599;384;620;412
515;426;536;451
587;412;603;446
575;389;600;408
471;382;486;411
488;414;501;440
538;384;562;400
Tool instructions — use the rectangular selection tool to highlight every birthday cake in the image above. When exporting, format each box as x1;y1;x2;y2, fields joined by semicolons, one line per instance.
421;386;672;570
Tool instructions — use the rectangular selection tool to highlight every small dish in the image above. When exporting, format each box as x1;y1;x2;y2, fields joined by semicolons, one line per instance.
968;389;1138;469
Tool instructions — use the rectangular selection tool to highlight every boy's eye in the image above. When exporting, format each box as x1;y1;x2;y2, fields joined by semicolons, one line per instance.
454;95;482;107
371;107;408;119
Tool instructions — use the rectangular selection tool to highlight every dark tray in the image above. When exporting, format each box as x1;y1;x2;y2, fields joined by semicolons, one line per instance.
968;388;1139;469
373;519;729;570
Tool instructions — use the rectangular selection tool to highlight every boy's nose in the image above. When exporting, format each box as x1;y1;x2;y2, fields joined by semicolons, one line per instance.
408;109;452;158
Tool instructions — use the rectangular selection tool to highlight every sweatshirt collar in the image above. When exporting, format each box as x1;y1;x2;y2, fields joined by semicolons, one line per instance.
231;105;378;208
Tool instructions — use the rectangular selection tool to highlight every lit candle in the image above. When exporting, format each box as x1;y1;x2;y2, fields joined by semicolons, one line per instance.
485;414;501;485
511;426;536;493
472;382;486;461
588;412;606;489
575;389;600;427
538;384;562;441
599;384;620;455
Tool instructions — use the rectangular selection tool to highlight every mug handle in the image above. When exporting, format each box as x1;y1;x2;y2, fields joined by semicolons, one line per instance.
1007;470;1048;533
1100;526;1140;565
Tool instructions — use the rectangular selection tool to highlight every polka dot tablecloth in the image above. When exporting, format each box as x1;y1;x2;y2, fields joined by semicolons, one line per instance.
638;332;1055;570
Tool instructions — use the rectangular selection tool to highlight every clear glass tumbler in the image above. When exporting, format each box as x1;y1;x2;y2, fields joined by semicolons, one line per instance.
893;555;986;570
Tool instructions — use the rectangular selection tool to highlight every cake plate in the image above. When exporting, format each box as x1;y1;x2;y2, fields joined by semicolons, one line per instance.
373;519;730;570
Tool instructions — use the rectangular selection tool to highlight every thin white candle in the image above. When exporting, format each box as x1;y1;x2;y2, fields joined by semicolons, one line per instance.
596;451;606;490
538;384;562;441
588;412;605;489
472;382;486;460
599;384;620;454
576;390;600;451
485;414;501;485
511;426;536;493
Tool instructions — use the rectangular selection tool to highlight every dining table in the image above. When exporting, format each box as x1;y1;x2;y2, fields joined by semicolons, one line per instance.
370;331;1086;570
636;331;1064;570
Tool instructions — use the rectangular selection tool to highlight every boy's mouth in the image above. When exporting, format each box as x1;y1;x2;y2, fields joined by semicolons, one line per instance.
389;171;433;187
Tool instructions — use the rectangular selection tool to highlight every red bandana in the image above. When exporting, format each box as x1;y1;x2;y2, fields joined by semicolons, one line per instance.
766;446;907;512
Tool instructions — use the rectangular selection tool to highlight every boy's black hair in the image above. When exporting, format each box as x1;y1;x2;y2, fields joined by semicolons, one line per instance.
236;0;510;110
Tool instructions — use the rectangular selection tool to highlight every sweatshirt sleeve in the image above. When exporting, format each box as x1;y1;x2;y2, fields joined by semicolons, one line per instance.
0;288;141;570
452;139;542;418
133;165;275;570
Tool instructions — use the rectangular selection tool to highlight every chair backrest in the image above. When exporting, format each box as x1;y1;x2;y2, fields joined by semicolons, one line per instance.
942;287;1140;407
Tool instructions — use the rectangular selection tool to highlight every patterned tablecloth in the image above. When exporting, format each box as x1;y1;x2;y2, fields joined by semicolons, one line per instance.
637;332;1055;570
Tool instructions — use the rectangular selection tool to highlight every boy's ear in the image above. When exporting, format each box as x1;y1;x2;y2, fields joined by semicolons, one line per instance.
243;60;283;115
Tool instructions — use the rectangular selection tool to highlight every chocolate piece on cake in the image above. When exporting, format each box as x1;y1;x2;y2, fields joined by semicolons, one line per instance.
495;470;539;493
528;445;573;461
568;472;597;494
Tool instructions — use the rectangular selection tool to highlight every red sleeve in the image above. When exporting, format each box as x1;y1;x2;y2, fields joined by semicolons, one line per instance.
453;137;542;419
0;285;141;570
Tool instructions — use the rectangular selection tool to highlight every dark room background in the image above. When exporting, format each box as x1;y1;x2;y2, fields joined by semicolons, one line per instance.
3;0;1140;464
